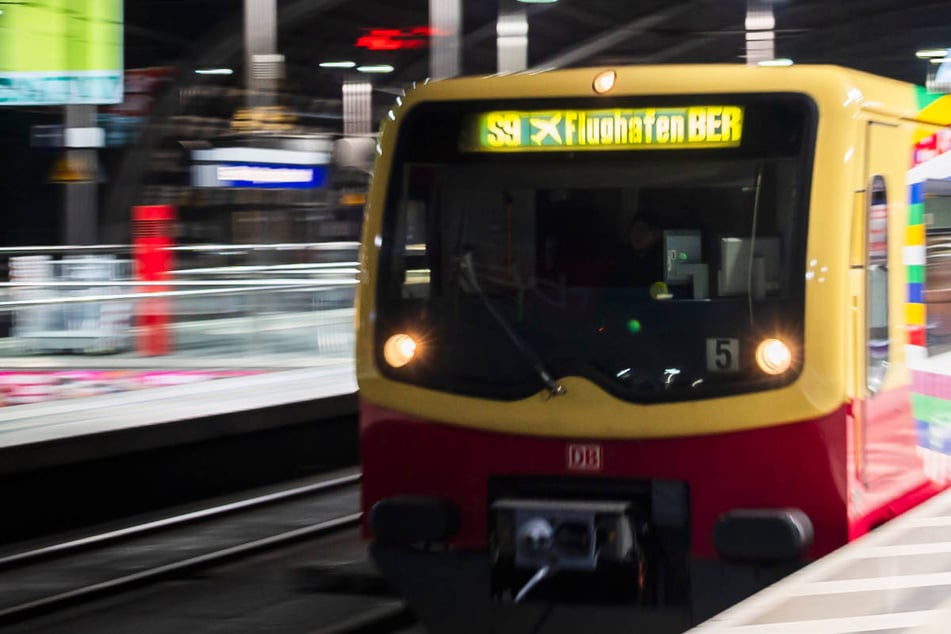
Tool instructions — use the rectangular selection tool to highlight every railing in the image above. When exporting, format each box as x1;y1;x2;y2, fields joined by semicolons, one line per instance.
0;243;359;370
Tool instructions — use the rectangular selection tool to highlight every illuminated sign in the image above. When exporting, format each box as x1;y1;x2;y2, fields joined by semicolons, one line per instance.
231;106;296;133
468;106;744;152
355;27;434;51
0;0;123;106
192;163;329;189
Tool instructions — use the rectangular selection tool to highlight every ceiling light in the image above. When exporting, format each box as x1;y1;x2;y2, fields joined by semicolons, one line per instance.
195;68;233;75
356;64;394;74
319;61;356;68
916;48;949;59
757;58;794;67
930;58;951;65
745;11;775;31
517;0;558;3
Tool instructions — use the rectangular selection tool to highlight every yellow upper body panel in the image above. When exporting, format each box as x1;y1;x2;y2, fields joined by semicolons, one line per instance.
357;64;947;439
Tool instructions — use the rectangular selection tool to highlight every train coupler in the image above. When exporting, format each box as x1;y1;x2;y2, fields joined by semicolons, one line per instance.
490;498;643;604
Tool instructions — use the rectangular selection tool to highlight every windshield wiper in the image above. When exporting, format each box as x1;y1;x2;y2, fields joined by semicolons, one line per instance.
458;251;566;398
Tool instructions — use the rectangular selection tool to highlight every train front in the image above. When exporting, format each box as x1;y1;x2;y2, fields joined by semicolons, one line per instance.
357;67;843;632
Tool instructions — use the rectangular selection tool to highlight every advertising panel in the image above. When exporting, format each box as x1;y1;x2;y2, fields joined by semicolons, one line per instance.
0;0;123;106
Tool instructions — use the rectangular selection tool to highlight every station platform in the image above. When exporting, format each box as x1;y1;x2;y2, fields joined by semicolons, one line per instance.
690;487;951;634
0;361;357;474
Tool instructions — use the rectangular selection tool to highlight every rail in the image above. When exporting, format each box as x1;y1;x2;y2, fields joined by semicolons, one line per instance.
0;470;362;570
0;278;358;306
0;468;362;624
0;241;360;255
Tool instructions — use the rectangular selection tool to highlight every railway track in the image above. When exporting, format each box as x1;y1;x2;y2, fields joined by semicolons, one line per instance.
0;468;378;628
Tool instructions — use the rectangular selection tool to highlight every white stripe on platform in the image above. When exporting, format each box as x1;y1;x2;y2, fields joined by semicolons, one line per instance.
795;572;951;595
898;515;951;528
687;490;951;632
695;609;941;634
856;541;951;557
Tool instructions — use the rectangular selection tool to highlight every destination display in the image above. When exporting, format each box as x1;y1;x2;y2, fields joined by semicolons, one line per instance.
468;106;744;152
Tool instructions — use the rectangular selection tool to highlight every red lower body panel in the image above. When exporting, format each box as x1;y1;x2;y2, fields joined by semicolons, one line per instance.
847;386;946;538
361;402;853;558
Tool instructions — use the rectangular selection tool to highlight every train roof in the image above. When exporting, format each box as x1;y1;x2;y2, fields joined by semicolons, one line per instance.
389;65;951;129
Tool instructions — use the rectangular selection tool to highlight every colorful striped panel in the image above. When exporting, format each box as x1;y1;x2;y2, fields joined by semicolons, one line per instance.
908;282;923;303
911;371;951;399
911;392;951;456
908;180;926;345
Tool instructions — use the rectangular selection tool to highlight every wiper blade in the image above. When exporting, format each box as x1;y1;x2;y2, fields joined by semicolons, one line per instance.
459;252;566;398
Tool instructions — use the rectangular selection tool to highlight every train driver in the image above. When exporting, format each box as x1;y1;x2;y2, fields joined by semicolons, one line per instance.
611;212;666;289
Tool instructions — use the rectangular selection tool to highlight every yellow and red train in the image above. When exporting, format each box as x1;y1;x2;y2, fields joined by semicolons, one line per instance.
356;65;951;632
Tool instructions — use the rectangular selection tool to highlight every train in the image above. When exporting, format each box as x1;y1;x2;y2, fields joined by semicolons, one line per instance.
355;64;951;632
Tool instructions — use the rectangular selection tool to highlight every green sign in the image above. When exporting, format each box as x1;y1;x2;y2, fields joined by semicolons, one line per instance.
0;0;123;105
468;106;744;152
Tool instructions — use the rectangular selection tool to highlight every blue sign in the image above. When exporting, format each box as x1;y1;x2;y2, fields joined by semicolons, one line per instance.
193;163;329;189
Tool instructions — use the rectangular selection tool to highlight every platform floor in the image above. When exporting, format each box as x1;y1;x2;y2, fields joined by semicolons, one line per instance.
690;486;951;634
0;361;357;474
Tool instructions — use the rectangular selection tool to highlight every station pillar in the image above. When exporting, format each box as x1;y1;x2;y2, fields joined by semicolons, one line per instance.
63;105;99;245
343;81;373;136
497;0;528;73
745;0;776;64
244;0;283;109
429;0;461;79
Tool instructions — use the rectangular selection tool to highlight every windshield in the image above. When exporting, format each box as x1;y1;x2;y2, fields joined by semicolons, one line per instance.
376;94;814;403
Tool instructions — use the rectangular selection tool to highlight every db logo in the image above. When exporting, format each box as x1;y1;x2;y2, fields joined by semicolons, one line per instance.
567;443;602;471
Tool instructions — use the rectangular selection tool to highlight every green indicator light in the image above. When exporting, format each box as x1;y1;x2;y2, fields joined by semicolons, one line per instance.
627;319;641;334
678;251;688;261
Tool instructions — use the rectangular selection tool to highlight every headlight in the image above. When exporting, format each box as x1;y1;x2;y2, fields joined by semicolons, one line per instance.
383;333;418;368
755;338;792;375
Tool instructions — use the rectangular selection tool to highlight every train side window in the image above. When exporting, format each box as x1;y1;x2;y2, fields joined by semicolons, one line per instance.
867;175;888;393
395;165;436;300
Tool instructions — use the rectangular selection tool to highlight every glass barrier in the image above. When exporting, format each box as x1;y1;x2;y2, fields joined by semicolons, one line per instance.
0;243;357;406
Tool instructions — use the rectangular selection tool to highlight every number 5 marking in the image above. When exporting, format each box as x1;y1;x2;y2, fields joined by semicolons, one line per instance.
706;338;739;372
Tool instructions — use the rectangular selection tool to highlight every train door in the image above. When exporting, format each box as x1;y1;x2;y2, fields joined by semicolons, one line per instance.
851;119;922;515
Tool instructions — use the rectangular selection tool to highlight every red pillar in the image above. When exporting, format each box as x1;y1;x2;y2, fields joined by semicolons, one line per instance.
132;205;175;356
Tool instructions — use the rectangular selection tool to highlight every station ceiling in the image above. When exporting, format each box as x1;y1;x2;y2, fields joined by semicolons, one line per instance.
124;0;951;97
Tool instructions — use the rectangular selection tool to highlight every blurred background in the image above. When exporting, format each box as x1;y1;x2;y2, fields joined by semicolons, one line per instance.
0;3;950;633
0;0;950;404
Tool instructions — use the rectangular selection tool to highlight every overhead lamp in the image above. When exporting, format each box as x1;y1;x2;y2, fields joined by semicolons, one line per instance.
745;11;775;31
195;68;233;75
320;61;356;68
357;64;395;74
916;48;949;59
931;58;951;65
757;58;794;67
517;0;558;3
